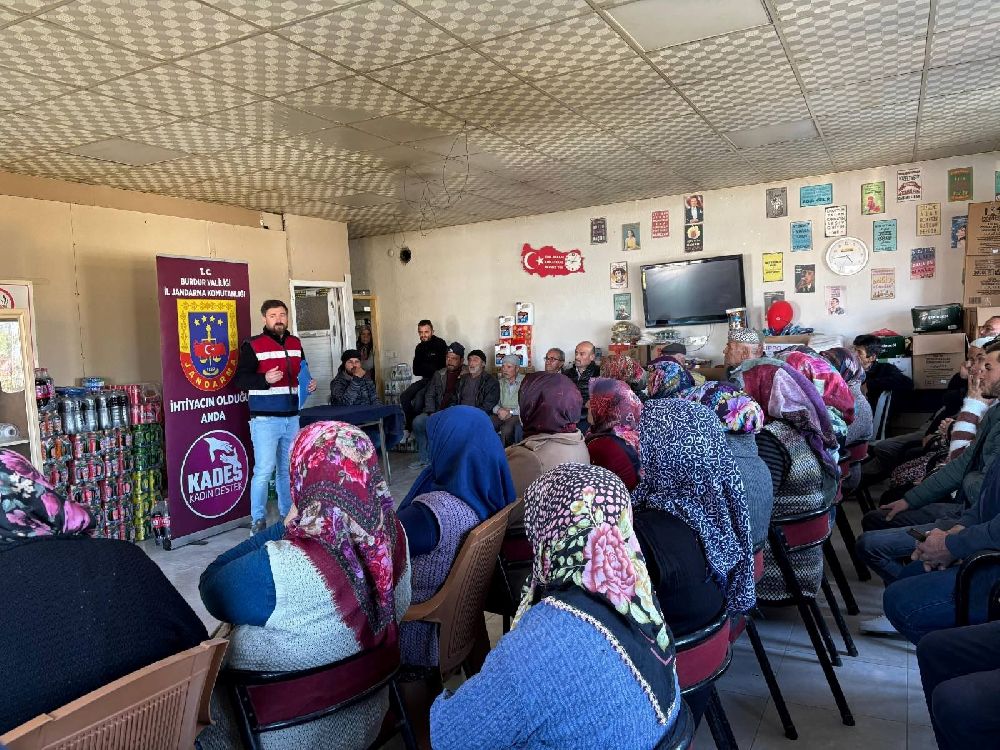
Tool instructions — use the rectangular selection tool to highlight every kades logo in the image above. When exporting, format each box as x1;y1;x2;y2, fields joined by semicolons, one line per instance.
177;299;238;391
180;430;248;518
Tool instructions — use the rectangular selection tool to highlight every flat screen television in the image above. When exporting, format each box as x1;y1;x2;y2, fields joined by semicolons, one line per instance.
641;254;747;327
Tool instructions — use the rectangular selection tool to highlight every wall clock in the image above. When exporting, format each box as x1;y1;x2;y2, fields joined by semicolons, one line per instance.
825;236;870;276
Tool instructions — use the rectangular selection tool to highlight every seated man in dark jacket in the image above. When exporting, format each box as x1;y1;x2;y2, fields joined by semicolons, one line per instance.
563;341;600;433
412;342;465;468
456;349;501;416
329;349;378;406
853;334;913;411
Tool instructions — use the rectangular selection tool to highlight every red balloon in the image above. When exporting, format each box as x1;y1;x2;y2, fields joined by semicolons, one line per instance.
767;300;793;332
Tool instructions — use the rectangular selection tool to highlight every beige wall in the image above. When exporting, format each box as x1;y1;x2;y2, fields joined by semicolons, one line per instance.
1;185;349;386
351;151;1000;373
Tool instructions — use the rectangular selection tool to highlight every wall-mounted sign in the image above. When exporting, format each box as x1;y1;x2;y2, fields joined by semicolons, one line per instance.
521;244;585;277
800;183;833;207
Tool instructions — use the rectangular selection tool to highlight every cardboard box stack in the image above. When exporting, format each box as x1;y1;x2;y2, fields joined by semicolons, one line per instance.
876;334;913;381
912;333;966;389
964;202;1000;315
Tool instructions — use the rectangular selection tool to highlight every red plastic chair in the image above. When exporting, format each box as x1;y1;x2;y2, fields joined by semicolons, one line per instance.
768;506;856;727
675;610;737;749
729;549;797;740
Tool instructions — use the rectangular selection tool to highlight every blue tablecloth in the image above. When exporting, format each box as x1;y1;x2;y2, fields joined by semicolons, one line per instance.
299;404;405;450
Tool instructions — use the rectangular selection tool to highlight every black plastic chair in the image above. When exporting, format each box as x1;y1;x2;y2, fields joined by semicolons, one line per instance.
956;549;1000;625
221;640;416;750
675;610;738;749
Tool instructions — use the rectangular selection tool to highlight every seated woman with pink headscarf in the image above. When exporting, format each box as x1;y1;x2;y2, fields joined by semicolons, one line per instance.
198;422;411;750
586;377;643;491
598;353;646;400
731;359;839;602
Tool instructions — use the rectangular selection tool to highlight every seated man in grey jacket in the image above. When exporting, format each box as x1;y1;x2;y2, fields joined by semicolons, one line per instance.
857;344;1000;635
329;349;378;407
411;342;465;468
456;349;500;417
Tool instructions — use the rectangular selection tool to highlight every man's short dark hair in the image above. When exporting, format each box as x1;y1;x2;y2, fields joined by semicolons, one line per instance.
260;299;287;315
853;334;881;357
418;319;433;329
984;340;1000;355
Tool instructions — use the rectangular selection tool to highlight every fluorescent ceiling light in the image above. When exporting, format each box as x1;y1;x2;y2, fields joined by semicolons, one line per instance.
67;138;187;165
608;0;770;51
726;119;819;149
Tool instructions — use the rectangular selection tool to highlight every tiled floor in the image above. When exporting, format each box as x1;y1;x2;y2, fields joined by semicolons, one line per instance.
145;452;937;749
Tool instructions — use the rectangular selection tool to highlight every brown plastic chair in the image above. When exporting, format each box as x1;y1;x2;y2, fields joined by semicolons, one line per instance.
403;502;516;680
2;638;228;750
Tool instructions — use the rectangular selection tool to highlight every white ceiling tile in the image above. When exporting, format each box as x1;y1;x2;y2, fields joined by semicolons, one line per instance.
400;0;591;43
331;191;399;207
280;1;459;72
930;22;1000;68
439;84;564;125
915;138;999;162
96;167;207;193
703;95;811;132
5;151;120;181
66;138;187;165
795;37;927;88
490;112;601;145
131;120;254;156
279;76;422;122
649;24;787;83
91;64;261;118
0;113;104;153
925;59;1000;97
806;72;923;117
0;18;155;87
175;33;349;98
934;0;995;33
368;47;515;104
40;0;257;60
577;87;692;129
608;0;769;52
350;111;462;143
774;0;930;50
476;13;624;80
202;0;355;28
17;91;178;135
679;62;803;108
197;101;331;140
919;115;1000;148
0;65;73;110
127;156;255;184
921;88;1000;120
277;130;389;166
819;101;918;137
535;55;665;107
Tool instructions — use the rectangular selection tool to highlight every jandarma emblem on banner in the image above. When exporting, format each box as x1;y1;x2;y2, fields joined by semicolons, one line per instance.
177;299;238;391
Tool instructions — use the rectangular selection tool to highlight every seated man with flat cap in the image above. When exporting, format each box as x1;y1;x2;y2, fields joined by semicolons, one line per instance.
329;349;378;406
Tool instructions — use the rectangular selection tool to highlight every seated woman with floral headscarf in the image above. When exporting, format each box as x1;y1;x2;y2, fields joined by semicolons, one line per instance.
198;423;411;750
599;352;646;400
431;463;690;749
778;349;855;454
731;359;840;602
821;347;874;491
0;450;208;735
395;406;516;668
678;381;774;549
505;372;590;498
586;377;643;491
645;359;702;400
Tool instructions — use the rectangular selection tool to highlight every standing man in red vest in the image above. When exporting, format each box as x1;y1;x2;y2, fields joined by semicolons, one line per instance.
235;299;316;533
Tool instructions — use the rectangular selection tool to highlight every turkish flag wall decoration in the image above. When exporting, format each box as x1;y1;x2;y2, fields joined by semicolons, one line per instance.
521;243;586;277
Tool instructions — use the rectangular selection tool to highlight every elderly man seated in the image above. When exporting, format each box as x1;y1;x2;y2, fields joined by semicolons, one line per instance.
329;349;378;406
724;328;764;372
492;354;524;446
412;342;465;468
543;347;566;373
456;349;500;416
563;341;600;432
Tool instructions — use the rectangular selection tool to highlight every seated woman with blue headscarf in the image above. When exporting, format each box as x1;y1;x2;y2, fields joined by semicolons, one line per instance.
644;359;703;399
632;398;756;722
395;406;516;667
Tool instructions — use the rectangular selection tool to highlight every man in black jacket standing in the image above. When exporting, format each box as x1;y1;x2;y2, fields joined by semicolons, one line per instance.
401;319;448;438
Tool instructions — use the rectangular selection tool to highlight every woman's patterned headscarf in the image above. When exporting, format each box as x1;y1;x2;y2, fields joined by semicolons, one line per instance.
0;450;93;544
515;463;672;656
821;347;866;390
645;360;696;399
285;422;408;648
678;381;764;434
600;353;645;385
779;350;855;424
632;399;756;614
587;377;642;451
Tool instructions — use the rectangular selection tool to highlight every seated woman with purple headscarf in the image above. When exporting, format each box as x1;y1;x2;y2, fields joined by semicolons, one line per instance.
731;359;840;602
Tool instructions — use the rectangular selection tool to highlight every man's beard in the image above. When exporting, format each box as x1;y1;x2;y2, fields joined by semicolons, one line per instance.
267;323;286;335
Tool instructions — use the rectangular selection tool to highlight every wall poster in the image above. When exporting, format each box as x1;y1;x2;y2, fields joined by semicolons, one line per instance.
622;222;641;251
155;255;253;547
800;183;833;206
590;217;607;244
763;290;785;311
790;221;812;251
651;209;670;238
948;167;973;202
951;216;968;250
766;187;788;218
862;181;886;215
825;285;846;316
824;205;847;237
613;293;632;321
763;252;784;282
871;267;895;300
684;194;704;252
917;203;941;236
911;247;936;279
794;264;816;293
521;244;586;277
873;219;897;252
896;167;922;202
610;261;628;289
